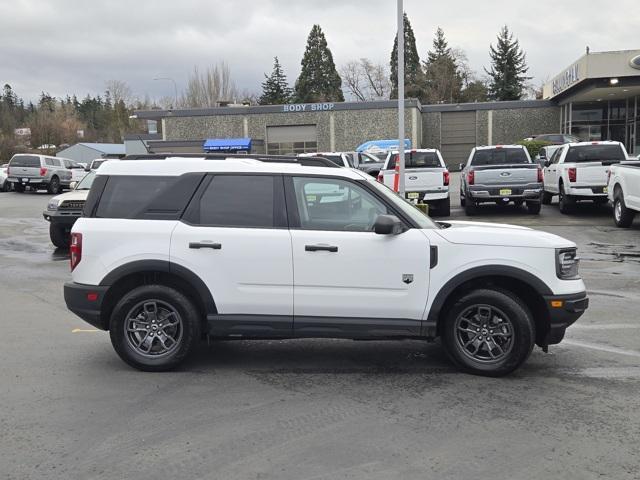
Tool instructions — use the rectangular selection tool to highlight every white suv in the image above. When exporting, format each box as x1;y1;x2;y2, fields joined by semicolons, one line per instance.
64;155;588;376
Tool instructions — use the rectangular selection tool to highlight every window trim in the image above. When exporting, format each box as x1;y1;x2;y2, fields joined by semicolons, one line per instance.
181;172;288;229
283;174;416;232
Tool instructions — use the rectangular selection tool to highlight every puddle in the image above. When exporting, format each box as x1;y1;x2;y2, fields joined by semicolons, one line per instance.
585;242;640;263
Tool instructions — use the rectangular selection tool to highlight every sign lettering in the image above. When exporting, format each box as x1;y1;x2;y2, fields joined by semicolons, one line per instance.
283;103;335;112
552;64;580;96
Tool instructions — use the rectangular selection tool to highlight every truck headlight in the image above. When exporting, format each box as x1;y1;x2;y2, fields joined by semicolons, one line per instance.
556;248;580;279
47;199;60;211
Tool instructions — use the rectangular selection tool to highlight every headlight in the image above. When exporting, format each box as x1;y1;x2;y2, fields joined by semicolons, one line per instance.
556;248;580;279
47;199;60;210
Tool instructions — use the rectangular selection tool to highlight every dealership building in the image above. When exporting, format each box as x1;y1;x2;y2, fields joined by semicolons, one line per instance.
131;49;640;168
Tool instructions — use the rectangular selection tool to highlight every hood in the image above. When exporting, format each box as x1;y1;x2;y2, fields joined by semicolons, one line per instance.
50;189;90;203
436;220;575;249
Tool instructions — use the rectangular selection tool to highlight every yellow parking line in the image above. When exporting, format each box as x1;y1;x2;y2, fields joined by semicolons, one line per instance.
72;328;100;333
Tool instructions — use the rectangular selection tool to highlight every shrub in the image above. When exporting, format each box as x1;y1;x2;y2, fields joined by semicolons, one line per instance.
517;139;552;159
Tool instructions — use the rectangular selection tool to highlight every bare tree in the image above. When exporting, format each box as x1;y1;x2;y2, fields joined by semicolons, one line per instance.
105;80;133;106
179;62;238;108
340;58;391;102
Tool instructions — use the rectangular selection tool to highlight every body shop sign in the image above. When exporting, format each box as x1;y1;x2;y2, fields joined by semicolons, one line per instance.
283;103;335;112
552;64;580;95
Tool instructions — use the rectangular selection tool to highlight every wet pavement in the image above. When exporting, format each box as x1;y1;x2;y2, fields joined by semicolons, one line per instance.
1;181;639;479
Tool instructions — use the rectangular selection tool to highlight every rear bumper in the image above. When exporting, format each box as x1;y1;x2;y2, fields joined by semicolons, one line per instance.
9;177;45;185
64;282;109;330
565;185;608;197
469;183;542;202
542;291;589;345
405;190;449;202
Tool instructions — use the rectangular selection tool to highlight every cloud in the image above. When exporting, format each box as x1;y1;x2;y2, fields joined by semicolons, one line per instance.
1;0;638;102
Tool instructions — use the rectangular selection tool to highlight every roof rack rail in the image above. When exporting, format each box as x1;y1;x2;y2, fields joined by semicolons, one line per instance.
122;153;340;168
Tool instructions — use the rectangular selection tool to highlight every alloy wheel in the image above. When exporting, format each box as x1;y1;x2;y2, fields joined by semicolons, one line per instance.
454;304;514;363
124;300;183;357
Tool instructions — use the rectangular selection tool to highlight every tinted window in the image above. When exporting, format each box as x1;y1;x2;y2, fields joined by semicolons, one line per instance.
386;152;441;169
549;135;564;143
321;155;345;166
193;175;276;228
293;177;389;231
471;148;530;166
359;153;380;164
96;176;173;219
9;155;40;167
565;145;626;163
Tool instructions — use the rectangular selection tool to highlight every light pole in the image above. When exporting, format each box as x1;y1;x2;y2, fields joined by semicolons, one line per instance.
397;0;405;196
153;76;178;108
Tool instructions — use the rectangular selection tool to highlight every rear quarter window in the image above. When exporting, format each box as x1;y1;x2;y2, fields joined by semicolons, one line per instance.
9;155;40;168
471;148;530;166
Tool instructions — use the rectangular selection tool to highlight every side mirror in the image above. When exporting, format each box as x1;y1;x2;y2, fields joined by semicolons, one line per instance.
374;214;404;235
544;160;551;168
69;181;77;190
458;163;465;171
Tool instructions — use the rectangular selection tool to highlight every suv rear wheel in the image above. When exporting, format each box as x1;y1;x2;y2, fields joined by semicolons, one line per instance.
442;288;535;377
109;285;201;371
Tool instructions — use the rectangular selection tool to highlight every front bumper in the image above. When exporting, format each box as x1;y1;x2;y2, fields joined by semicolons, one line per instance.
542;291;589;345
43;210;82;225
64;282;110;330
469;183;542;202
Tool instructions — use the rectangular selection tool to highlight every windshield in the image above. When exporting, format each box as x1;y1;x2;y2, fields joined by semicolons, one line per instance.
364;176;438;229
471;148;530;166
76;171;96;190
565;145;625;163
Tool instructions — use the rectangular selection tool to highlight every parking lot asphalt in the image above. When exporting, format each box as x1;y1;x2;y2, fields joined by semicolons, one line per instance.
1;174;639;480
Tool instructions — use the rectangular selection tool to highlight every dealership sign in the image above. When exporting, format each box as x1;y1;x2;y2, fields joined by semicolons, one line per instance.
630;54;640;70
282;102;335;112
552;64;580;95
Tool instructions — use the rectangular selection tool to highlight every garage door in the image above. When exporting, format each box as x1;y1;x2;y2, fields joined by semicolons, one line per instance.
441;111;476;169
266;125;317;155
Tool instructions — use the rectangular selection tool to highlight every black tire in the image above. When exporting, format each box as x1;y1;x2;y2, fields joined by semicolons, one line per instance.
2;181;10;192
613;191;635;228
441;288;535;377
541;191;553;205
593;197;608;205
434;197;450;217
47;176;61;194
527;201;541;214
110;284;202;371
464;200;477;216
49;223;70;248
14;183;25;193
558;184;575;214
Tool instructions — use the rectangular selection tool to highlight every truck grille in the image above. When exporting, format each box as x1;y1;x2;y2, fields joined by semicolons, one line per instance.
59;200;86;210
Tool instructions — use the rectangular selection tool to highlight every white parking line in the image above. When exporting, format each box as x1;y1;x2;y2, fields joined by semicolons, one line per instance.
563;339;640;358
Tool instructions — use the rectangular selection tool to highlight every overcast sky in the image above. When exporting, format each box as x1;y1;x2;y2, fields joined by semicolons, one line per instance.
2;0;639;103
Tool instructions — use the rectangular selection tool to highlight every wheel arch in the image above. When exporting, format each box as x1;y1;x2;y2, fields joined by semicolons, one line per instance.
426;266;552;346
99;260;216;331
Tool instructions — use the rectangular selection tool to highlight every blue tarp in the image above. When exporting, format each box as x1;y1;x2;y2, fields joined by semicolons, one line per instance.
356;139;411;153
203;138;252;151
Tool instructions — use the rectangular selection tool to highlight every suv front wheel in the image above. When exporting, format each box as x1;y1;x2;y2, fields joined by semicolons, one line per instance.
442;289;535;377
109;285;202;371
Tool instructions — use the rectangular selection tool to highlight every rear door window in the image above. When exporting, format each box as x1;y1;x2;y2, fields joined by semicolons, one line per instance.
186;175;281;228
9;155;40;168
470;148;530;166
565;145;625;163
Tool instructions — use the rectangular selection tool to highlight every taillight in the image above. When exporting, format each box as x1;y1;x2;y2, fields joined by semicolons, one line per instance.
568;167;577;182
443;170;450;186
39;167;47;177
537;167;543;183
467;170;475;185
70;233;82;271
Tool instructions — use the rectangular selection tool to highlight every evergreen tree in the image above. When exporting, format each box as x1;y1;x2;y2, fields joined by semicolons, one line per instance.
259;57;292;105
294;25;344;103
423;27;464;103
390;13;424;99
485;26;529;100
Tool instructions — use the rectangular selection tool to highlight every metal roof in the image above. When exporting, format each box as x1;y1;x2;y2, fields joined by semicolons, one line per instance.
76;143;126;155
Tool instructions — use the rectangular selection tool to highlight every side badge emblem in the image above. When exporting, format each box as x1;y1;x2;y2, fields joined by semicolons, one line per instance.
402;274;414;284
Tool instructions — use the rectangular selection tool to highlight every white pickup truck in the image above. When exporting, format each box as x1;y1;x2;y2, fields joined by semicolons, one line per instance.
607;160;640;227
379;149;450;216
542;141;629;214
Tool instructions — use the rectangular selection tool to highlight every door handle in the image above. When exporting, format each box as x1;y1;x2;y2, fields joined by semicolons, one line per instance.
305;244;338;252
189;242;222;250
